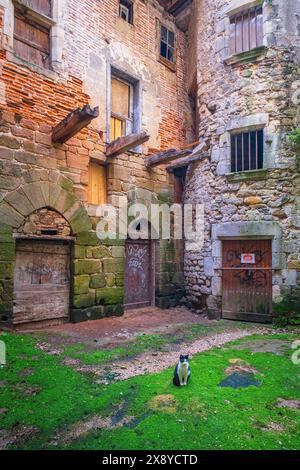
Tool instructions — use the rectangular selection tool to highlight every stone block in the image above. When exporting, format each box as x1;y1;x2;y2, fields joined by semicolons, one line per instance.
74;245;86;259
112;246;125;258
70;305;105;323
0;134;20;149
76;231;100;246
0;243;15;262
103;304;124;317
115;273;124;287
69;206;92;234
105;273;115;287
96;287;124;305
73;292;95;309
204;257;214;276
244;196;263;206
92;246;111;258
5;188;35;216
103;258;125;274
74;275;90;295
287;260;300;270
74;259;100;275
0;202;24;228
90;273;106;289
0;262;14;279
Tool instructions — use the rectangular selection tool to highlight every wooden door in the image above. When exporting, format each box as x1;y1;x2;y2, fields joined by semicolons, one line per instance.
124;240;153;310
13;240;71;326
222;239;272;323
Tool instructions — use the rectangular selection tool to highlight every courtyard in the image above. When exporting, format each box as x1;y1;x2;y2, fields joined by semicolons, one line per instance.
0;307;299;450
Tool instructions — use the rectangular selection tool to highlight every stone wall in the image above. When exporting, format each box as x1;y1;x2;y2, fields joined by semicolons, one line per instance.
0;1;191;324
184;0;300;315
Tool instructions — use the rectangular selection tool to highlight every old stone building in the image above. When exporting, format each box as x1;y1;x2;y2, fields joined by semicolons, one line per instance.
0;0;194;327
184;0;300;321
0;0;299;327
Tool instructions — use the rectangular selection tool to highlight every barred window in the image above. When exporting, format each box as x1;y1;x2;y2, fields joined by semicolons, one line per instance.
231;129;264;173
229;6;263;55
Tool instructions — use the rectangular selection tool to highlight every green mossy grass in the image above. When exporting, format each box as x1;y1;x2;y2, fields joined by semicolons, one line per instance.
0;331;299;450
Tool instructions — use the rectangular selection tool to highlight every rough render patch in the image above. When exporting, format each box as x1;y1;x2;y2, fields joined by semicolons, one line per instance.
225;358;260;376
277;399;300;410
0;425;39;450
0;81;6;105
232;339;292;356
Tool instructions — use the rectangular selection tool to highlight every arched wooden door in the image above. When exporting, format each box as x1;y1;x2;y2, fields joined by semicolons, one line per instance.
124;239;154;310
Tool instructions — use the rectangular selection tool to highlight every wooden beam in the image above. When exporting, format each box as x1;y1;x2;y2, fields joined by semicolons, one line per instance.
145;140;207;168
166;141;209;171
145;148;192;168
52;105;99;144
106;131;150;157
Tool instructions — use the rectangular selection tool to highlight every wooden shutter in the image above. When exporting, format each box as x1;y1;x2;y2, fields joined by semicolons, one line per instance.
111;78;130;118
88;163;107;205
14;14;50;68
24;0;52;17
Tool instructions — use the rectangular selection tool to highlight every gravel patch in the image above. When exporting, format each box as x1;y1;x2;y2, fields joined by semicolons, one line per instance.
96;329;262;382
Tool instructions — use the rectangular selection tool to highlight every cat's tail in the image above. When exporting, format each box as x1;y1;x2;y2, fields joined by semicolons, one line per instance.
173;376;180;387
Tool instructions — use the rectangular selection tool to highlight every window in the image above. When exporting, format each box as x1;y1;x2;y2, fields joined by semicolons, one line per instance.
119;0;133;24
229;5;263;55
13;0;53;69
231;129;264;172
88;163;107;205
110;77;132;141
160;26;175;63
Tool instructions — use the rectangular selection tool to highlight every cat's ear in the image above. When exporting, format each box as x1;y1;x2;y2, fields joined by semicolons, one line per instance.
180;354;183;360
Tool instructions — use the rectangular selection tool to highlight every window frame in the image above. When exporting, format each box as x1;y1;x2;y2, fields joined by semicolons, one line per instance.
107;66;141;148
157;20;176;71
110;76;134;141
119;0;134;25
230;128;264;173
229;5;263;56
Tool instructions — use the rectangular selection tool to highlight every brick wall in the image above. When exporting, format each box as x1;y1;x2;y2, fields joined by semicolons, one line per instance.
0;0;190;324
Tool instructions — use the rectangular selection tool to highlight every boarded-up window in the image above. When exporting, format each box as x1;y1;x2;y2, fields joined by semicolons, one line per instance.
110;77;132;141
229;6;263;55
88;163;107;205
14;1;53;69
231;129;264;173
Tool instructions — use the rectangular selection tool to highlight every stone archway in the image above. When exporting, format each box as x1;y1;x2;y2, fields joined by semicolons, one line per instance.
0;180;92;234
0;179;91;326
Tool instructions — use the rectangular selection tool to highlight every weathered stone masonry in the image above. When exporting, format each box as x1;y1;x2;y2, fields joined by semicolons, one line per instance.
184;0;300;316
0;0;193;325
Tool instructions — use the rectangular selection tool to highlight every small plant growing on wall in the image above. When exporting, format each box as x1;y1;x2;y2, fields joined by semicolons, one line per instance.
273;292;300;327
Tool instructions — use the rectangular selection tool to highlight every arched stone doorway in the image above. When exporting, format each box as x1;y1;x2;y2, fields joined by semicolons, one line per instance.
13;208;73;328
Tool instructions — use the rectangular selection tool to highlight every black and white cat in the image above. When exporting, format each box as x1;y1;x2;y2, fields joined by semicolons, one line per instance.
173;355;191;387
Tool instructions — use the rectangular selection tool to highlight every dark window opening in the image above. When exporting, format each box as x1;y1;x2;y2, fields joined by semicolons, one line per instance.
160;25;175;64
229;5;263;55
14;0;52;69
40;228;59;236
231;129;264;173
119;0;133;24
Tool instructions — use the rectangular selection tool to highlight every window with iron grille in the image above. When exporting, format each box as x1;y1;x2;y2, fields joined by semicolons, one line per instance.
231;129;264;173
160;26;175;63
229;5;263;55
13;0;53;69
119;0;133;24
